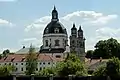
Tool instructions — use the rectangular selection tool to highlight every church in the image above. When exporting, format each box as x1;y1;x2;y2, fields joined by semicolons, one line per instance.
39;6;86;61
0;6;86;74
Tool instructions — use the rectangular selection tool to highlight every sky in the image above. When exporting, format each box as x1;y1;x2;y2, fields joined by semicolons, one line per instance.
0;0;120;53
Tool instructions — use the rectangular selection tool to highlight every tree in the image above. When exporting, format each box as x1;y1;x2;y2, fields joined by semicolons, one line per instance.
2;49;10;57
93;38;120;59
85;50;94;58
37;67;56;76
106;57;120;76
93;57;120;77
0;65;15;76
93;65;106;76
56;53;87;76
25;44;37;75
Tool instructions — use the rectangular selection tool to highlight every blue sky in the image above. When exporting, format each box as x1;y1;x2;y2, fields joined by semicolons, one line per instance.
0;0;120;52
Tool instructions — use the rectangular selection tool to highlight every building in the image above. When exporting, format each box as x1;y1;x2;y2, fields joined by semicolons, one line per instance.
0;54;63;75
70;23;86;61
0;6;87;74
40;6;68;53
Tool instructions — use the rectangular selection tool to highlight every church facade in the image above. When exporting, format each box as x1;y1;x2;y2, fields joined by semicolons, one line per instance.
40;6;86;61
40;6;68;53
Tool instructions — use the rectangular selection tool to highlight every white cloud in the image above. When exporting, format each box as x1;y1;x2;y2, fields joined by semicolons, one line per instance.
24;16;51;32
90;15;117;25
24;10;118;50
0;19;15;27
19;38;42;48
25;11;117;32
86;27;120;50
96;27;120;40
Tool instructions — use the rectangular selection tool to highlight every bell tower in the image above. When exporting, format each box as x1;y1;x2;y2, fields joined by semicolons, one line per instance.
70;23;77;53
70;24;85;61
77;25;85;61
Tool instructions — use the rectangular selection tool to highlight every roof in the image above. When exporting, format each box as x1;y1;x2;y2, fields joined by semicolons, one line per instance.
43;21;67;35
0;54;63;62
85;58;108;71
16;47;40;54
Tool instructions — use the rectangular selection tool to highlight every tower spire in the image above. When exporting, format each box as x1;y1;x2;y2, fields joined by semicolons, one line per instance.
79;25;82;30
73;23;75;28
54;5;56;10
78;25;83;32
51;5;59;21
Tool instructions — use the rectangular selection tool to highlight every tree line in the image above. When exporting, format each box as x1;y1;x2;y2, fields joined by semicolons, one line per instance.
86;38;120;59
0;38;120;77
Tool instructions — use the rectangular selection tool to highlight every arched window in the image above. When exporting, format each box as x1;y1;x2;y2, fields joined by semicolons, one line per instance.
55;40;59;46
45;28;49;33
45;40;48;47
54;28;59;33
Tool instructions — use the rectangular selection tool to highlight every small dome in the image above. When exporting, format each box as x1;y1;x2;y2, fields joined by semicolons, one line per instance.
78;25;83;32
43;21;67;34
71;23;77;30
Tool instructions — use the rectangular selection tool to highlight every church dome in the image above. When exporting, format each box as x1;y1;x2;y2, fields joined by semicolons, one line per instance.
43;6;67;35
43;21;67;34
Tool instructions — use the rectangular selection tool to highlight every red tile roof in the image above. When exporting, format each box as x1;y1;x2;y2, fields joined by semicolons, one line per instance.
0;54;63;62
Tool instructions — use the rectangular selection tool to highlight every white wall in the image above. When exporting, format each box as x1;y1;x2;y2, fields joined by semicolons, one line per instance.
0;61;56;74
43;34;68;49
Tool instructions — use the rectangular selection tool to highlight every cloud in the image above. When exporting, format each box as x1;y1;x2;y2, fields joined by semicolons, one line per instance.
96;27;120;40
90;15;117;25
0;19;15;27
0;0;17;2
86;27;120;50
19;38;42;48
25;11;117;32
24;10;118;51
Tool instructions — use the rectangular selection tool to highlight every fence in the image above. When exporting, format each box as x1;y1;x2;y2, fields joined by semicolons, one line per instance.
0;75;120;80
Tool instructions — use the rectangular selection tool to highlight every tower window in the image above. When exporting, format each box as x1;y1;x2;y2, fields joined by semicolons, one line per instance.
54;28;59;33
16;68;18;71
39;67;42;70
55;40;60;46
45;40;48;47
21;68;23;71
80;42;84;47
45;28;49;33
53;13;57;18
72;30;76;34
72;40;75;44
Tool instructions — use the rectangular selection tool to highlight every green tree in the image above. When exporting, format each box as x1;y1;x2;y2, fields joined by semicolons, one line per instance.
106;57;120;76
2;49;10;57
56;53;87;76
37;67;56;76
93;57;120;77
93;65;106;76
25;44;37;75
93;38;120;59
85;50;94;58
0;65;15;76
